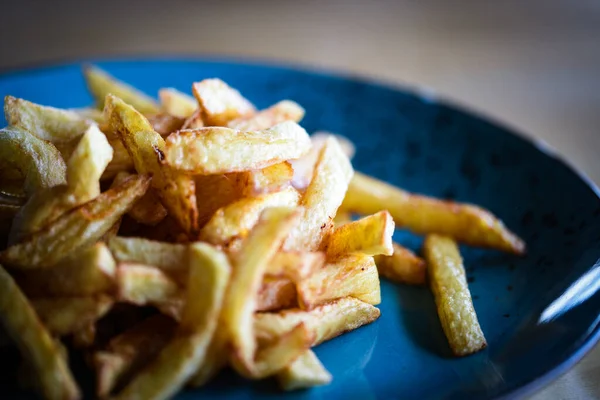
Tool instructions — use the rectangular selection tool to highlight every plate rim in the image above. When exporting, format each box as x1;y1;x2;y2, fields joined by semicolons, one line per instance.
1;55;599;399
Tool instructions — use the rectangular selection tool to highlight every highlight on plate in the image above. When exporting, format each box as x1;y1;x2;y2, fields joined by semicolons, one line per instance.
0;65;525;400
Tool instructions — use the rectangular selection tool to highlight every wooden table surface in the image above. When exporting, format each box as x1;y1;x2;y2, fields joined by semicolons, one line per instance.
1;0;599;398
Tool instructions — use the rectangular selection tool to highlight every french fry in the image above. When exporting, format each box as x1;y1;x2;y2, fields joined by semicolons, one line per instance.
257;276;297;312
72;107;105;123
12;242;116;296
254;297;380;346
277;349;332;390
112;172;167;226
297;255;381;309
164;121;311;175
0;174;150;268
159;88;198;119
84;65;160;114
324;210;394;258
103;137;135;180
192;78;256;126
147;113;184;136
113;243;230;400
194;173;243;227
94;314;176;397
343;172;525;254
32;295;113;337
283;137;354;251
0;127;66;196
0;266;80;400
181;109;204;129
105;94;199;234
228;100;305;131
199;187;300;246
333;210;353;227
423;235;486;356
232;162;294;197
266;251;326;282
375;243;427;285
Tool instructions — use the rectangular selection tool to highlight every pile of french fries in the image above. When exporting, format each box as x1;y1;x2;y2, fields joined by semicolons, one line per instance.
0;66;525;400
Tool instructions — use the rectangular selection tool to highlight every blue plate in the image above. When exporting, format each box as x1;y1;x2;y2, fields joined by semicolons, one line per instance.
1;59;600;400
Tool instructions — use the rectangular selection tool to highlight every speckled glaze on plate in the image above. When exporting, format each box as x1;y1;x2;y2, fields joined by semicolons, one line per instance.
1;59;599;400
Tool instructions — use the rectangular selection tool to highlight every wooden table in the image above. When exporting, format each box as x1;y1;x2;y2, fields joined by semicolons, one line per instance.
1;1;599;398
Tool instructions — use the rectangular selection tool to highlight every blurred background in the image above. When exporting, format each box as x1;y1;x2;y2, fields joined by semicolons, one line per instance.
1;0;599;398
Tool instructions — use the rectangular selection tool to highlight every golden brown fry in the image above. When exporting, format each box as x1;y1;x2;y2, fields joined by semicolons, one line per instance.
254;297;380;346
0;174;150;268
32;295;113;337
0;266;80;400
117;263;180;305
375;243;427;285
12;242;116;296
164;121;311;174
297;255;381;309
324;210;394;258
114;243;230;400
105;94;199;234
194;173;243;227
103;137;135;180
192;78;256;126
0;127;67;196
333;210;353;227
159;88;198;119
257;276;297;312
277;349;332;390
232;162;294;197
283;137;354;251
199;187;300;246
84;65;160;114
343;172;525;254
266;251;326;282
228;100;305;131
423;234;487;356
112;172;167;226
94;314;176;397
147;112;185;136
181;109;204;129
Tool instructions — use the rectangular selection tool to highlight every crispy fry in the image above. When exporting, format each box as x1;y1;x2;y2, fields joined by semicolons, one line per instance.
164;121;311;174
147;112;185;137
0;127;66;196
0;266;80;400
199;187;300;246
112;172;167;226
32;295;113;337
192;78;256;126
194;173;243;226
423;235;486;356
105;94;198;234
324;210;394;258
266;251;326;282
297;255;381;309
375;243;427;285
116;263;180;309
181;109;204;129
12;242;116;296
103;137;134;180
0;174;150;268
159;88;198;119
254;297;380;346
333;210;353;227
84;65;160;114
343;172;525;254
113;243;230;400
228;100;305;131
257;276;297;312
284;137;354;251
232;162;294;197
277;349;332;390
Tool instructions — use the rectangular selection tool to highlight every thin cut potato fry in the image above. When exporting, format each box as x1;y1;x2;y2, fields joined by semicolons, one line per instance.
257;276;297;312
343;172;525;254
0;127;66;196
423;235;487;356
324;210;394;258
116;263;180;308
224;207;301;376
297;255;381;309
32;295;113;337
199;187;300;246
0;174;150;268
147;113;185;137
232;162;294;197
12;242;116;296
112;172;167;226
192;78;256;126
113;242;230;400
94;314;176;397
228;100;305;131
255;297;381;346
283;137;354;251
84;65;160;114
277;349;332;390
194;174;243;227
159;88;198;119
375;243;427;285
164;121;311;175
266;251;326;282
105;94;199;234
0;266;80;400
